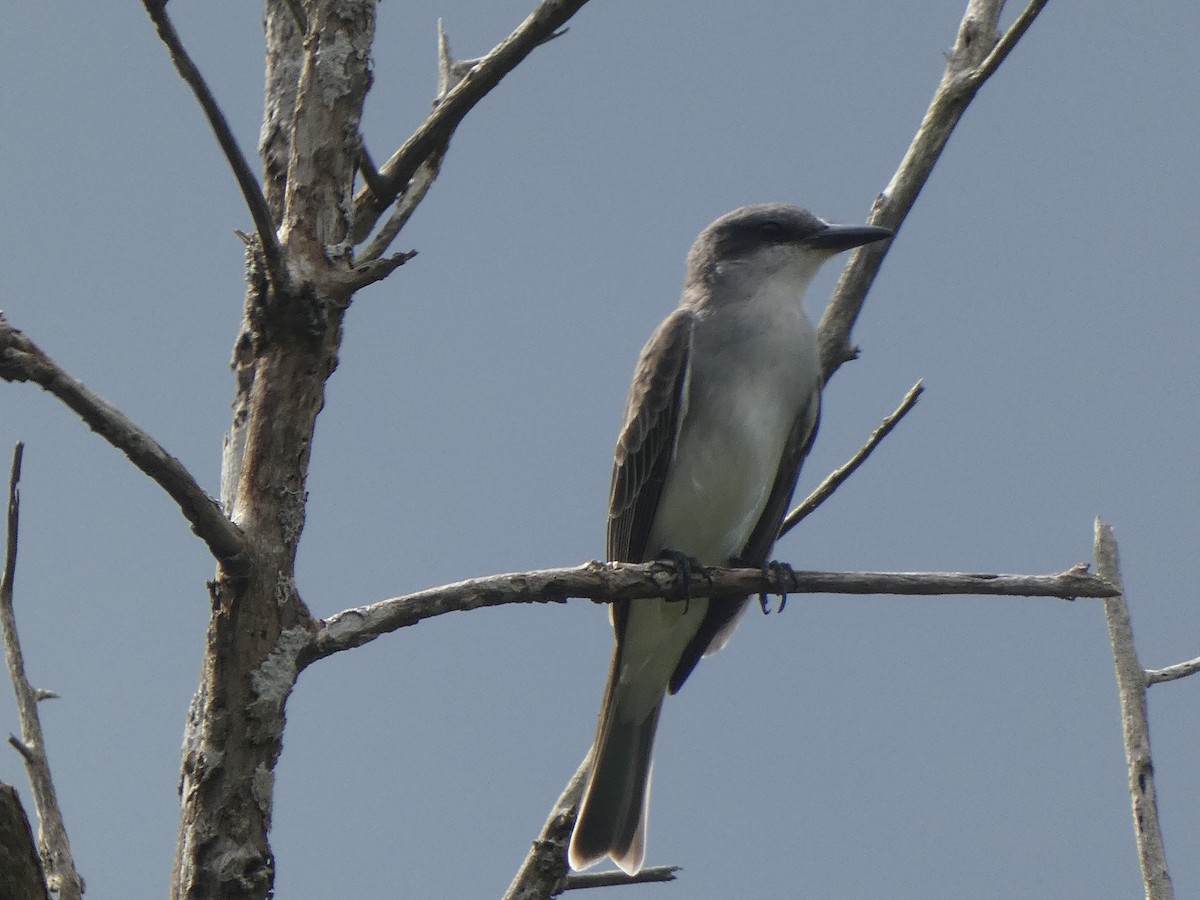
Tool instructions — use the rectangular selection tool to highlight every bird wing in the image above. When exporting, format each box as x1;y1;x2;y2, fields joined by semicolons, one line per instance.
739;387;822;567
607;307;693;563
606;307;693;631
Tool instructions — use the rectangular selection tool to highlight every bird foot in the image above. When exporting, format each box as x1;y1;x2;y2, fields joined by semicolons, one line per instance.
758;560;794;614
653;548;710;613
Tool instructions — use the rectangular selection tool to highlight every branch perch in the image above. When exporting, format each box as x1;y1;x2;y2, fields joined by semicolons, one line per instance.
1;445;84;900
306;561;1116;665
0;315;249;573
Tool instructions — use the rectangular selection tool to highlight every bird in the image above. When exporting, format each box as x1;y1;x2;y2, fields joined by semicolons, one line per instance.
567;204;892;875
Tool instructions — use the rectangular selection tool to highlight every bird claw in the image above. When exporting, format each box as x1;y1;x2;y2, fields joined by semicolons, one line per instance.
759;560;794;614
654;548;710;613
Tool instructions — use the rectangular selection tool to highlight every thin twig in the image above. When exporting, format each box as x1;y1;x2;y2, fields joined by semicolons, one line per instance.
1095;519;1174;900
357;157;440;263
1;444;85;900
434;18;568;104
2;445;18;593
8;734;34;763
563;865;681;890
141;0;289;293
343;250;420;291
349;0;589;245
779;381;924;537
0;315;250;573
972;0;1050;84
1146;655;1200;686
305;561;1116;665
817;0;1048;381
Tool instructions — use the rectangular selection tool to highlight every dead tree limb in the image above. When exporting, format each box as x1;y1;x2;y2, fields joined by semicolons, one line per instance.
1;445;84;900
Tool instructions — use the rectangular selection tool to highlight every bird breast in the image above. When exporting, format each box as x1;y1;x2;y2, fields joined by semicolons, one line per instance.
646;294;819;565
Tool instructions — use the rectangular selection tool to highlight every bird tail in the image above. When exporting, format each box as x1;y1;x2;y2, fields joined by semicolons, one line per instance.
568;677;663;876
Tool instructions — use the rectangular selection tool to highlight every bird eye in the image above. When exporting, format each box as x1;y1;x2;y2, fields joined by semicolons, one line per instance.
759;221;782;237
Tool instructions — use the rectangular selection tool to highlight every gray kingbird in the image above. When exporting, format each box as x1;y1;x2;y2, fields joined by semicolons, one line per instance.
568;204;892;874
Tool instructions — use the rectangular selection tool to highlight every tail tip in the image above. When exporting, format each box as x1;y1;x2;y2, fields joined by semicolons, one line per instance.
567;829;644;876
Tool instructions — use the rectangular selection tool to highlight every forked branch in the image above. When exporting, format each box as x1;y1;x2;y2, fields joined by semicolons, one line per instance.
349;0;590;245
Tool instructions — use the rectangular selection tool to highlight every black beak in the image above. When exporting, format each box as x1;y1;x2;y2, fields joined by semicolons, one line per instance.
803;223;893;253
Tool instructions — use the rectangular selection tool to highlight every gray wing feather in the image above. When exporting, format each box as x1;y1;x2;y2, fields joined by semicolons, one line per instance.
606;309;694;565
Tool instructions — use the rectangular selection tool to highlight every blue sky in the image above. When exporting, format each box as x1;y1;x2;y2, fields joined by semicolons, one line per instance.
1;1;1198;897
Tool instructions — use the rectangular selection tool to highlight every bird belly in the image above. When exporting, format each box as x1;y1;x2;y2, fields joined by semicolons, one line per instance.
646;375;797;566
615;379;796;717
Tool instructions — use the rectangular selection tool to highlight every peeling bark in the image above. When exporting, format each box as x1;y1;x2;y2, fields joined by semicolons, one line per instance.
171;2;377;897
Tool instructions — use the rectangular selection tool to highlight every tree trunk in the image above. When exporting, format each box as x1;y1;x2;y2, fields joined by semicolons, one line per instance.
171;2;376;897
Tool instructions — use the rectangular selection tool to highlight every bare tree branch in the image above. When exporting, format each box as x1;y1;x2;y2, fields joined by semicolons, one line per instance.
356;158;438;264
348;17;498;263
1095;519;1174;900
434;18;569;106
973;0;1050;83
348;0;589;245
351;18;497;264
305;561;1116;665
0;315;250;573
343;251;420;292
504;755;588;900
817;0;1050;381
351;15;569;260
779;380;924;537
355;139;387;203
1;445;84;900
563;866;681;891
141;1;289;294
2;446;19;601
1146;655;1200;686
